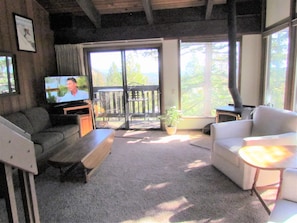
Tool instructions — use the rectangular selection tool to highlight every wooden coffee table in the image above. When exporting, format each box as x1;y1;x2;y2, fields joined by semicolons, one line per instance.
239;145;297;214
48;129;115;183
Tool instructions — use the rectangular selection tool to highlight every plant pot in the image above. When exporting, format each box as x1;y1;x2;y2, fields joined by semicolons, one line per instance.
166;126;177;135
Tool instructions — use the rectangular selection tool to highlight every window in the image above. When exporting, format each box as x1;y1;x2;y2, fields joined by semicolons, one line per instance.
0;52;19;95
264;27;289;109
180;41;239;116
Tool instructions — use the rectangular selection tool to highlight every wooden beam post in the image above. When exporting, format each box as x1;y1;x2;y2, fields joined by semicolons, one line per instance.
205;0;214;20
76;0;101;28
142;0;154;25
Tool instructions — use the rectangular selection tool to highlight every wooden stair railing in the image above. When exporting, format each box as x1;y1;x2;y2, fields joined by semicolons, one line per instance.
0;116;40;223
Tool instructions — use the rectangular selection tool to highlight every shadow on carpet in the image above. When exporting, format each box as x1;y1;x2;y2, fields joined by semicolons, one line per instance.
190;134;212;150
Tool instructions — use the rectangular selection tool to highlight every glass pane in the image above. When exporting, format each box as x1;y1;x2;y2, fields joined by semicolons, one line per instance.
90;51;123;87
125;49;159;86
180;42;239;116
125;49;160;128
0;56;10;94
90;51;124;128
265;28;289;109
8;56;16;93
0;54;18;95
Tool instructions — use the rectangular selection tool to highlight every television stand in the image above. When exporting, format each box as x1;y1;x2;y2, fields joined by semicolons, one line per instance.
63;104;94;137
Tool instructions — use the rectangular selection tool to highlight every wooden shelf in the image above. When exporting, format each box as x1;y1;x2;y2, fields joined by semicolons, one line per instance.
63;104;94;137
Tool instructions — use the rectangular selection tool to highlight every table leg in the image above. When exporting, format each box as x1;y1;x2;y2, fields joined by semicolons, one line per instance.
251;168;260;196
276;169;284;199
59;163;80;182
251;168;271;214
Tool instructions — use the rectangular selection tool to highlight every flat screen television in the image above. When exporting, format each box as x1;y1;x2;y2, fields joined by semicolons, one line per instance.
45;75;90;105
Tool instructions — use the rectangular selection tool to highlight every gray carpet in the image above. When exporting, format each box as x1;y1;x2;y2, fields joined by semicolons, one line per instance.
189;135;212;150
0;130;269;223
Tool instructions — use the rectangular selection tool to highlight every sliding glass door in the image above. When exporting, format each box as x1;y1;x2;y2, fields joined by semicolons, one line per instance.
89;48;161;130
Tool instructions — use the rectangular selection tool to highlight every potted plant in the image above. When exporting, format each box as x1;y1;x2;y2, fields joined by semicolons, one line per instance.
159;106;182;135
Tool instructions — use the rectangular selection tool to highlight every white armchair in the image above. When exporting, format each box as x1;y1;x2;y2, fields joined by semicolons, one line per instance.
268;168;297;223
211;105;297;190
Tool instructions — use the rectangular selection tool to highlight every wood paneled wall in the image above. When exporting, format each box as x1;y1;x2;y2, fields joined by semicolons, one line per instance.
0;0;56;115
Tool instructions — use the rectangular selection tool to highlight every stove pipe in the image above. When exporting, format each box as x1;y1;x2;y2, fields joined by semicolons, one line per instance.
227;0;242;109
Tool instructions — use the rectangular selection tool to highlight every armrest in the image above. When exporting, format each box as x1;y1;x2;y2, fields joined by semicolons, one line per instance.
280;168;297;202
243;132;297;146
211;119;253;140
50;114;79;126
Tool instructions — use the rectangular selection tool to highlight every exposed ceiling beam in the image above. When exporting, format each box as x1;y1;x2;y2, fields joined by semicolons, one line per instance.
142;0;154;25
54;15;261;44
205;0;214;20
76;0;101;28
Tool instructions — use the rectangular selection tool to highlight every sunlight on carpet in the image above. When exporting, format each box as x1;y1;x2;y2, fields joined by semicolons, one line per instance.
115;130;212;147
121;196;193;223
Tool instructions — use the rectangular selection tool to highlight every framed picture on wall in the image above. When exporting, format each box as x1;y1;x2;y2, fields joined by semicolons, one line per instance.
13;13;36;52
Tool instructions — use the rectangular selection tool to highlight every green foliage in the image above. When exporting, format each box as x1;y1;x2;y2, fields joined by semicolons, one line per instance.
158;106;182;127
180;42;235;116
58;85;67;97
126;53;148;85
265;28;289;109
46;92;57;103
107;62;122;86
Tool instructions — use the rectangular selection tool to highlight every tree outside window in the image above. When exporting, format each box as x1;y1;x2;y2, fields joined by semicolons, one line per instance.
180;41;239;116
265;28;289;109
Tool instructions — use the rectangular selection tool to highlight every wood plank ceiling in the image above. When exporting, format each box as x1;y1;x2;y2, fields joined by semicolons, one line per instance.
36;0;231;28
36;0;261;43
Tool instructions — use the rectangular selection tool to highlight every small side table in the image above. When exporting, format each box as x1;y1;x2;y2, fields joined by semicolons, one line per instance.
239;145;297;214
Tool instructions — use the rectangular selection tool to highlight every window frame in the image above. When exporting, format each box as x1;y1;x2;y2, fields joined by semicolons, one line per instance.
0;52;19;96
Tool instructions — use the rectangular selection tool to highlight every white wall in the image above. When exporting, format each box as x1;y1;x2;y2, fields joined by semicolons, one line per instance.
161;40;180;110
240;34;262;106
266;0;290;27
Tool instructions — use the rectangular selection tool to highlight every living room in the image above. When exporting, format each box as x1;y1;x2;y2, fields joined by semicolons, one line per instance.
1;0;297;222
0;0;263;125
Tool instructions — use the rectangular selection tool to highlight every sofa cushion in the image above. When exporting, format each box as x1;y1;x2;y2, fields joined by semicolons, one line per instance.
22;107;52;134
34;143;43;158
31;132;63;152
213;138;243;167
4;112;34;134
252;106;297;136
268;199;297;223
43;124;79;138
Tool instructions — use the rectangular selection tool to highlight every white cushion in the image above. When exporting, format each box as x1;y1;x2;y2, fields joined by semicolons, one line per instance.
268;200;297;223
213;138;243;167
252;106;297;136
280;168;297;202
243;133;297;147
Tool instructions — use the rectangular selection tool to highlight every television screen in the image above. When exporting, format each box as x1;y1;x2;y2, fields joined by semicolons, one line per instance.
45;76;90;104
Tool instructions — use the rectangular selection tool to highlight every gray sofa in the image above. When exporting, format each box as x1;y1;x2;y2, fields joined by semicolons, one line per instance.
4;107;80;172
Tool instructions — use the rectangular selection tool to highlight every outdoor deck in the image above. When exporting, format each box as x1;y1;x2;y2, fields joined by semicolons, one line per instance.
93;85;160;129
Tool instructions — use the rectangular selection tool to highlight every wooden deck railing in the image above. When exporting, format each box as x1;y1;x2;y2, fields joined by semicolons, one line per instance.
93;85;160;119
